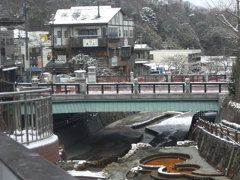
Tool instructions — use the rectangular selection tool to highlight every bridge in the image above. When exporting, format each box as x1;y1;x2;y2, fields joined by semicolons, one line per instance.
15;81;228;113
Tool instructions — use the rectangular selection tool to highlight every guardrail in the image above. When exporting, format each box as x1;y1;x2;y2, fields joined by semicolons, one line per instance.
190;82;228;93
196;119;239;143
87;83;134;94
0;88;53;145
15;82;228;95
15;83;80;95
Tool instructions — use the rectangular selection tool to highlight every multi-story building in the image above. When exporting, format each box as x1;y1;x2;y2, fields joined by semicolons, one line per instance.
134;44;153;75
50;6;134;75
0;27;17;82
14;30;52;81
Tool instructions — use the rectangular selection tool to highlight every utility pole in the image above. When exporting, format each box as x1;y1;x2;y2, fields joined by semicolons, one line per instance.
24;0;29;81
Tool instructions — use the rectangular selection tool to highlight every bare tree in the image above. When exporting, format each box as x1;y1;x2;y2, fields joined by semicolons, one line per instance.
214;0;240;100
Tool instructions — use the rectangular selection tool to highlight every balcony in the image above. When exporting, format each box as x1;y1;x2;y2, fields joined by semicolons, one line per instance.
70;36;108;48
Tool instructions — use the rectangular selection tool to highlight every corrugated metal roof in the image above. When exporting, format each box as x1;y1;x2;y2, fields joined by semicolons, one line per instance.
52;100;218;114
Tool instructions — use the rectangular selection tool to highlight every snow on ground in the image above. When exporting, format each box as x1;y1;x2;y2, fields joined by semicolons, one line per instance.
67;170;110;179
9;130;58;149
154;113;193;127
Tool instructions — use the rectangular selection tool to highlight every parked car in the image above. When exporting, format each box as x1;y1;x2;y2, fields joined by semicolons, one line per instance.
57;74;75;83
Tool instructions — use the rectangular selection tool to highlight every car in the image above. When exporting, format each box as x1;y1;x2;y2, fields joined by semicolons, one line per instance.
57;74;75;83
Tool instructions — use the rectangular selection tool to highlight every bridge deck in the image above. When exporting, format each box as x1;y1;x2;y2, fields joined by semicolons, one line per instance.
52;93;223;113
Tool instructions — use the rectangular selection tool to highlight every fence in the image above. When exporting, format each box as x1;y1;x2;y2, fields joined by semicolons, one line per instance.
15;82;80;95
15;82;228;95
197;119;239;143
0;88;53;145
96;74;226;83
0;81;14;92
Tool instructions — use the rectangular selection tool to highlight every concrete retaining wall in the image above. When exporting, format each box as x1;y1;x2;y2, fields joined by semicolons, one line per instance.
193;127;240;180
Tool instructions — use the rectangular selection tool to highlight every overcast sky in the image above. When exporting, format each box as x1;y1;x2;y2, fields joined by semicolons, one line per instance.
184;0;235;8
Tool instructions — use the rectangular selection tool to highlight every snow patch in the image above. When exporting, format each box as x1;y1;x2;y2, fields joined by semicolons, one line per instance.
221;120;240;131
67;170;109;179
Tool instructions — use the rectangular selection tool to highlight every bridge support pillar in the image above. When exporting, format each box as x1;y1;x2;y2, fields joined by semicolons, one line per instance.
167;73;171;82
185;78;190;93
134;78;139;94
74;70;86;94
205;72;209;82
130;72;134;82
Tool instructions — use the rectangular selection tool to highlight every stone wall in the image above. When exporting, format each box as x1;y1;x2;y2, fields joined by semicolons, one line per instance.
193;127;240;180
217;97;240;124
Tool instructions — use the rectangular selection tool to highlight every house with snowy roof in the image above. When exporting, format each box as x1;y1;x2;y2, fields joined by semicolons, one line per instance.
49;5;134;74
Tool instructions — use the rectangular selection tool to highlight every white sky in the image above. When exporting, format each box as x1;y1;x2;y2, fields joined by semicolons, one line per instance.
185;0;236;9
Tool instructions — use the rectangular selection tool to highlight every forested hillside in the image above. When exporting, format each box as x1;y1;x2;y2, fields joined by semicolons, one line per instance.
0;0;236;55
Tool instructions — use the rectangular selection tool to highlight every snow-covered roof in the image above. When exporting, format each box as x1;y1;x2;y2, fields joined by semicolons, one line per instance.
134;44;152;50
52;6;121;25
14;29;26;38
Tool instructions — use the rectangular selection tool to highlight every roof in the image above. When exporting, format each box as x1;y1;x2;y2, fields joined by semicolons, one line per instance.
52;6;121;25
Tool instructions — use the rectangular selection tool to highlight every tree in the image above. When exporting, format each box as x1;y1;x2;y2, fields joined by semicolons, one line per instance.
215;0;240;101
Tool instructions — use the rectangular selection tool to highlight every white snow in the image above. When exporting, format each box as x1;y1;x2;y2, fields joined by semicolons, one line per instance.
52;6;121;25
67;170;109;179
229;101;240;112
177;140;194;146
130;166;143;173
25;134;58;149
9;130;57;149
221;120;240;131
156;113;192;126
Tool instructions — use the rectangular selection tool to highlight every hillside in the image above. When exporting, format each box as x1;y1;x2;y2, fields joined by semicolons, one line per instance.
0;0;236;55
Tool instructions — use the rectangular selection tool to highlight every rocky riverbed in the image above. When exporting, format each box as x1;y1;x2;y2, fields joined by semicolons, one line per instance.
56;111;196;179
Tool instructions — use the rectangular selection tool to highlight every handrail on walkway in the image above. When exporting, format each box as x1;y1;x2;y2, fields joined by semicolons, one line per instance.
0;88;53;145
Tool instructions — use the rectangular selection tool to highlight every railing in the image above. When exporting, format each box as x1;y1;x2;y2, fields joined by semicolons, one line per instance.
0;88;53;145
15;82;228;95
87;83;134;94
190;82;228;93
138;82;185;94
16;83;80;95
0;81;14;92
196;119;240;144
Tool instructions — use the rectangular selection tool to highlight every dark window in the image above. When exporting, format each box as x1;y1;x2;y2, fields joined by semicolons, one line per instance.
64;31;68;38
57;31;61;38
109;49;114;57
1;48;5;56
109;28;118;38
121;47;131;57
79;29;97;36
0;39;5;46
102;27;106;36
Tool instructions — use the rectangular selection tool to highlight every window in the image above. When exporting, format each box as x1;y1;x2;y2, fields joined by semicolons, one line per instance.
0;39;5;46
57;31;61;38
109;48;114;57
129;30;133;37
102;27;106;36
109;27;118;38
64;31;68;38
121;47;131;57
124;30;128;37
79;29;97;36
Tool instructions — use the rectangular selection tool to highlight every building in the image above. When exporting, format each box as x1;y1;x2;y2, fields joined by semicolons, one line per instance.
49;6;134;75
0;27;17;82
149;49;202;74
14;30;52;81
134;44;153;75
